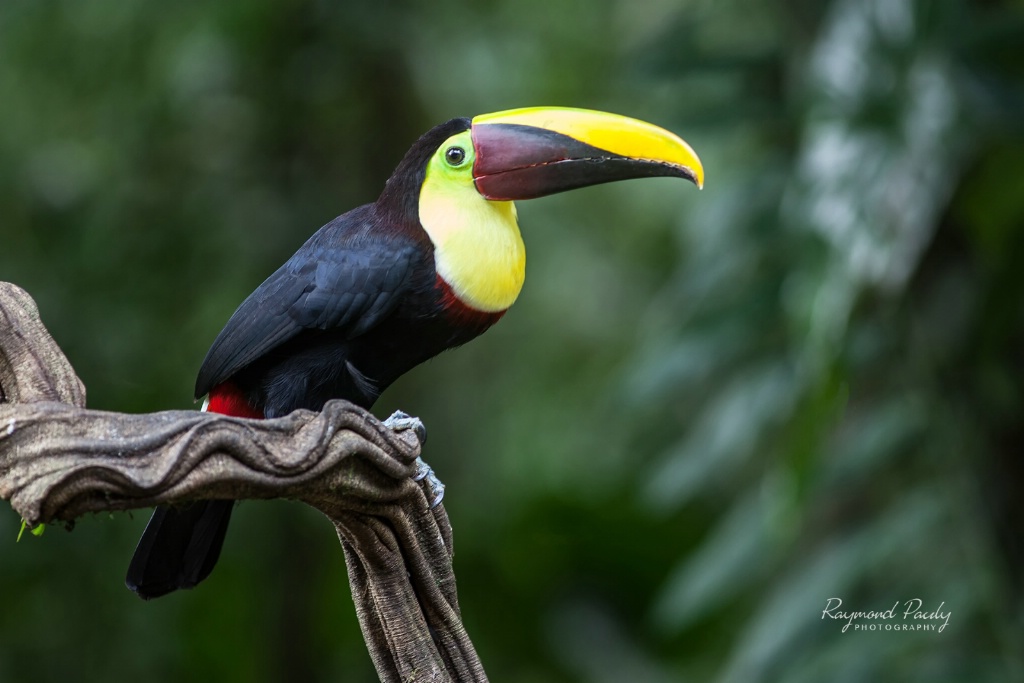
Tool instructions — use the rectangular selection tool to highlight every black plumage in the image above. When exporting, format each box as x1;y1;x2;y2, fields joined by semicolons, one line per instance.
126;118;502;599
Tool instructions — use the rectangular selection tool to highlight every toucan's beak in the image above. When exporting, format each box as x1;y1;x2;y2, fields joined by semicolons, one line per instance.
470;106;704;201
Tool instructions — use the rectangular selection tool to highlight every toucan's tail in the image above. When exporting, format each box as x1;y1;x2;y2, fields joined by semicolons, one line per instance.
126;382;258;599
125;500;234;599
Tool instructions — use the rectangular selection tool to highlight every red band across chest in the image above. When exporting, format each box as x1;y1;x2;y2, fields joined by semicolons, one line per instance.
434;274;507;328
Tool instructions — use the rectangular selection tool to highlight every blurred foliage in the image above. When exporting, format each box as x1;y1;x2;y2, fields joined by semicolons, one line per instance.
2;0;1023;681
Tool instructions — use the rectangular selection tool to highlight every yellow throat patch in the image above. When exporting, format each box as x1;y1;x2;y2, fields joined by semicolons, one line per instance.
418;130;526;313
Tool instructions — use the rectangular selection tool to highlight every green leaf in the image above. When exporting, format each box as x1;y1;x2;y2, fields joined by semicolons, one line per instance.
17;520;45;542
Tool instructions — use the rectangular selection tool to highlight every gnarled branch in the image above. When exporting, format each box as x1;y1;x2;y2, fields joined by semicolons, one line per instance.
0;282;487;683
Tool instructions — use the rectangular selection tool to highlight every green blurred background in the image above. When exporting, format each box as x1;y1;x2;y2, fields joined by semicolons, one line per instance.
2;0;1023;681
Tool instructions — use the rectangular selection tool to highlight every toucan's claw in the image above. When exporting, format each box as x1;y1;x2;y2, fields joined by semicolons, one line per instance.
414;457;446;508
383;411;442;506
383;410;428;445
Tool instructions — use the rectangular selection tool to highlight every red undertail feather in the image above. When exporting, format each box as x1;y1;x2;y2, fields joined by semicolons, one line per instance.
206;382;264;419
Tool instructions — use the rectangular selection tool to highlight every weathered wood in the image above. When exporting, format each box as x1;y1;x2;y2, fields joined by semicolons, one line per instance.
0;281;487;683
0;283;85;407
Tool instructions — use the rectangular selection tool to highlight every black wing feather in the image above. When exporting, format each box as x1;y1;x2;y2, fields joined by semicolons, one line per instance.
195;212;421;400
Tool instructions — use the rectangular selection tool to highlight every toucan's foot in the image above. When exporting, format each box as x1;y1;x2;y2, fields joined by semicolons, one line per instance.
383;411;442;506
414;457;446;507
383;410;427;445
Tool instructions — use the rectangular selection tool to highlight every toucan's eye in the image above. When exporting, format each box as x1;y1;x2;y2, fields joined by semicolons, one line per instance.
445;146;466;167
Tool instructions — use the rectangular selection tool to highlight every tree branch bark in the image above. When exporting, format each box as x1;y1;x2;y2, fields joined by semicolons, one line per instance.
0;281;487;683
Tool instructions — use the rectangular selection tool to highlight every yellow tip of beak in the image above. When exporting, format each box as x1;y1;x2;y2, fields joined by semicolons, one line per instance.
473;106;704;189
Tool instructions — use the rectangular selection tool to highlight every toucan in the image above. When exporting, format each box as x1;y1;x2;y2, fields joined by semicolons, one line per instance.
125;106;703;599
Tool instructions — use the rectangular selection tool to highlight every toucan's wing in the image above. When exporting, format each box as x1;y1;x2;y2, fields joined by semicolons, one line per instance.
194;214;421;399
